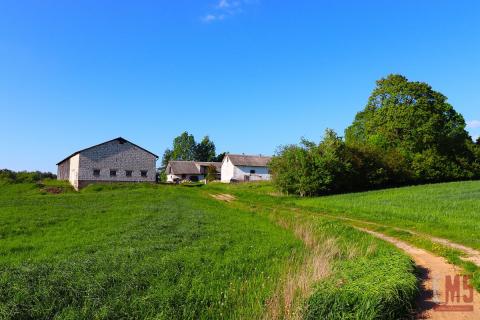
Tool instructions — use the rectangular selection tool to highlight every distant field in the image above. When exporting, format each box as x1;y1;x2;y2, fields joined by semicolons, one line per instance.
0;181;417;319
296;180;480;250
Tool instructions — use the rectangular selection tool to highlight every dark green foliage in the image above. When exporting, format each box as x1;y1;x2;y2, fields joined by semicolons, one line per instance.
213;152;226;162
172;131;197;161
270;130;357;196
0;169;56;184
345;74;479;183
160;133;223;173
160;148;173;168
194;136;216;162
271;75;480;196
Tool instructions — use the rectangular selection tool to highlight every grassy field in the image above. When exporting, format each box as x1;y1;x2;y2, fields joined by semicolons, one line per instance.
204;183;418;319
0;181;303;319
0;180;418;319
295;180;480;250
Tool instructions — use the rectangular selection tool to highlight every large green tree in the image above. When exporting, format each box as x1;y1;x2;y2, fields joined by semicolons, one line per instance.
345;74;478;181
194;136;216;162
160;132;223;170
172;131;197;161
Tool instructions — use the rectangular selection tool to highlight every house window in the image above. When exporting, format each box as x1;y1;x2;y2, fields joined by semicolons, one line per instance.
126;170;132;177
110;170;117;177
93;169;100;177
250;169;256;174
141;170;148;177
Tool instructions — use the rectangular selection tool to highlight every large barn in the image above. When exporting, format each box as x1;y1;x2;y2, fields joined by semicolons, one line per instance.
57;137;158;190
221;154;272;183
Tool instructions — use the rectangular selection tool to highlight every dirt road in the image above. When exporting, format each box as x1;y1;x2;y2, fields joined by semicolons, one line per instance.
357;228;480;320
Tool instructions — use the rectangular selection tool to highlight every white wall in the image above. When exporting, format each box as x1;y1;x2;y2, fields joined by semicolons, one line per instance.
221;156;270;182
234;165;270;181
69;154;80;190
221;157;235;182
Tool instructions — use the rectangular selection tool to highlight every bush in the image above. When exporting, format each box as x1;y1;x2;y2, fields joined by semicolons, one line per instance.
0;169;56;184
270;130;358;196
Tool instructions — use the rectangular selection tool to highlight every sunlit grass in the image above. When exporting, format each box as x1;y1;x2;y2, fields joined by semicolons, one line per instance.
296;180;480;249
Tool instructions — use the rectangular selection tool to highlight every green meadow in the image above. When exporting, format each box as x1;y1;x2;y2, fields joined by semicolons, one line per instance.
0;180;417;319
295;180;480;250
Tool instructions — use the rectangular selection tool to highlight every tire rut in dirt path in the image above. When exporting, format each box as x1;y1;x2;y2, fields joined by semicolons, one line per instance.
356;227;480;320
315;212;480;267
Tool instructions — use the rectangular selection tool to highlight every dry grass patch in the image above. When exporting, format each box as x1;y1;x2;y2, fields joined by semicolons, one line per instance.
264;221;340;319
210;193;237;202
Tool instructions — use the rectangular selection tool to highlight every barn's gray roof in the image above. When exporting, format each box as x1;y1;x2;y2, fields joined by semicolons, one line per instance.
226;154;272;167
56;137;158;165
167;161;221;175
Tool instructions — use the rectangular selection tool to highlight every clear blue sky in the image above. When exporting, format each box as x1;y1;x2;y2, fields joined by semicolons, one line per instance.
1;0;479;172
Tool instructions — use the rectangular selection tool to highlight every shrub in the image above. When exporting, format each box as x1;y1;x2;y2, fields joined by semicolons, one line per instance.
0;169;56;184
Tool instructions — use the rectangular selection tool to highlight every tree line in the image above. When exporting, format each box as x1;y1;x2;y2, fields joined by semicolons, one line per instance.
270;74;480;196
0;169;56;184
159;132;226;180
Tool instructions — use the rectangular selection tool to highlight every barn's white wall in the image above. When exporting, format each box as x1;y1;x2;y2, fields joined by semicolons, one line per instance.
69;154;80;189
221;157;235;182
220;155;270;182
234;165;270;181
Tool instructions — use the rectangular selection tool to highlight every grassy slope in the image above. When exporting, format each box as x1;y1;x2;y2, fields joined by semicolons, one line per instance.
206;183;418;319
0;182;302;319
296;180;480;250
0;181;419;319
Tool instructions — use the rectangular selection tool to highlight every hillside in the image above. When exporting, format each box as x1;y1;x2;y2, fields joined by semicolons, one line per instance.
296;180;480;250
0;181;417;319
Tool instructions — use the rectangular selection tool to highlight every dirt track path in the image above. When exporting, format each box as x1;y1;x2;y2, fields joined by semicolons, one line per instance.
357;227;480;320
314;213;480;267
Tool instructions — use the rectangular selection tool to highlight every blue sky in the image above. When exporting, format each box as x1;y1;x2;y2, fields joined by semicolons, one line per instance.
1;0;479;172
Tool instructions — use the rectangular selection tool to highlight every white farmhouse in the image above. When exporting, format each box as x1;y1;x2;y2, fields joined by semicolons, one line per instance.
166;161;221;183
57;137;158;190
221;154;272;183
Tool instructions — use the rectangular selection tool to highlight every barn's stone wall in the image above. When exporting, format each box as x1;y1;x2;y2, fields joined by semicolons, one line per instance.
78;140;156;183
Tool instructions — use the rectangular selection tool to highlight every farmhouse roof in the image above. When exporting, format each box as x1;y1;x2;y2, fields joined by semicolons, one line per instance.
56;137;159;165
226;154;272;167
196;162;222;171
167;161;221;175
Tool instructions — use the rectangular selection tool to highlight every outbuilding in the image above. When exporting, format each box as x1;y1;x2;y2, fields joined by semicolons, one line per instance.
165;161;221;183
220;154;272;183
